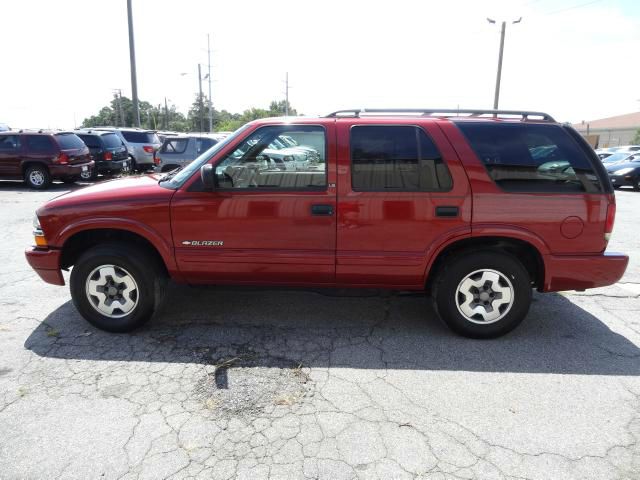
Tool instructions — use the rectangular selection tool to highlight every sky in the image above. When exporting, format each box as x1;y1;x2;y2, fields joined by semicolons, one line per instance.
1;0;639;129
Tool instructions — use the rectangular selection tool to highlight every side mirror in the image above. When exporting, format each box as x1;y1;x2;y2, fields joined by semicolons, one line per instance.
200;164;216;190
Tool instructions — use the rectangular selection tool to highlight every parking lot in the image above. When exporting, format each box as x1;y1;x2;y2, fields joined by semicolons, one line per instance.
0;179;638;480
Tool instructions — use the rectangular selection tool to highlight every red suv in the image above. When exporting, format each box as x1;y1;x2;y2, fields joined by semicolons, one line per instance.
0;130;94;189
25;109;628;338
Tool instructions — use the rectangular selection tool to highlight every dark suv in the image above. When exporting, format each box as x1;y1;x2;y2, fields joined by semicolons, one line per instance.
75;130;130;179
0;130;93;189
26;109;628;338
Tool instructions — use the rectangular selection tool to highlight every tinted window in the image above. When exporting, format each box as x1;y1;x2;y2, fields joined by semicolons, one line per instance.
214;125;326;190
350;126;452;191
55;133;86;150
161;138;189;154
77;134;101;149
0;135;19;150
26;135;54;152
121;131;160;144
101;133;123;149
456;122;602;193
196;137;216;154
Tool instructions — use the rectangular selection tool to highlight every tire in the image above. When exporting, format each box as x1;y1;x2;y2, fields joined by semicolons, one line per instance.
129;155;138;172
80;168;97;181
24;165;52;190
70;243;166;332
633;178;640;191
432;250;532;339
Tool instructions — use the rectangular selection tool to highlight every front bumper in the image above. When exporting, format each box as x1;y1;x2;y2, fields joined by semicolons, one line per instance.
49;160;95;179
25;247;64;286
542;251;628;292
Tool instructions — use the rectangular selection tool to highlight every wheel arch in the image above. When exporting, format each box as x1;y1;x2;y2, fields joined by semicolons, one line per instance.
425;235;546;293
58;225;175;278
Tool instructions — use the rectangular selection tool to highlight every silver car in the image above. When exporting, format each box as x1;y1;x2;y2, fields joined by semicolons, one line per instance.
87;127;161;171
155;133;228;172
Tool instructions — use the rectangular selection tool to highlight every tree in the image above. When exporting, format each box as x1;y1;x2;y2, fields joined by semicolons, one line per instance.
633;129;640;145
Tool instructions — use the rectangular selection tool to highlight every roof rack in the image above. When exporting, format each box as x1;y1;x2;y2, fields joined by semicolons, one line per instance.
325;108;556;122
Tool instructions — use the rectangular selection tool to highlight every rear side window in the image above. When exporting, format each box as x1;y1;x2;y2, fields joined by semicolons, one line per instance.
121;131;160;144
196;137;217;154
101;133;123;149
456;122;602;193
350;125;452;191
161;138;189;154
26;135;54;152
55;133;86;150
77;134;101;149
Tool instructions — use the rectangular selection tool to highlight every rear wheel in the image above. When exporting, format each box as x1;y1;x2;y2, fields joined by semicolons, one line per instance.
24;165;52;189
70;243;166;332
432;250;532;338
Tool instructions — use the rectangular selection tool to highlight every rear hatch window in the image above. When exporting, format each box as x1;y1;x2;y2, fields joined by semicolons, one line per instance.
55;133;87;150
455;122;603;193
101;133;124;149
121;131;160;144
161;138;189;154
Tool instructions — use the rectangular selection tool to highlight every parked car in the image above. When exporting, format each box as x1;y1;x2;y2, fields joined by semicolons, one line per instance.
607;154;640;190
86;127;161;172
600;151;637;165
156;131;180;143
75;130;130;179
0;130;93;189
154;133;227;172
26;108;627;338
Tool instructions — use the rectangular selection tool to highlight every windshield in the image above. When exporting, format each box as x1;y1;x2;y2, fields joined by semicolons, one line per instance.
603;152;633;163
159;124;252;189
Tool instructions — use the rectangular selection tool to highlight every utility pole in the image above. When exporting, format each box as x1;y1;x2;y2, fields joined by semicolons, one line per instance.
113;89;125;127
487;17;521;110
198;63;204;132
164;97;169;130
127;0;141;127
207;34;213;132
285;72;289;116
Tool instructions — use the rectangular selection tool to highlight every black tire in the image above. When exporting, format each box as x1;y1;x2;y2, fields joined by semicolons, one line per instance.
81;168;97;181
129;155;138;172
70;243;166;332
24;165;52;190
432;250;532;339
633;178;640;191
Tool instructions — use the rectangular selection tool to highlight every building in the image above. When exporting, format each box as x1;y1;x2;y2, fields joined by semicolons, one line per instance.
573;112;640;148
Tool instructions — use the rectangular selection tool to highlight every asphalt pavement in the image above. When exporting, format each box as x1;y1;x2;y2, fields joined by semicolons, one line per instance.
0;179;639;480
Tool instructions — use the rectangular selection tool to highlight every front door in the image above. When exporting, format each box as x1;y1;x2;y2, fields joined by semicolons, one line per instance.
0;134;21;177
171;123;337;285
335;120;472;288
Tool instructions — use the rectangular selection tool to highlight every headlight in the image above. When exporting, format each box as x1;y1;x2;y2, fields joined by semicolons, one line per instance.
611;167;634;176
33;214;47;247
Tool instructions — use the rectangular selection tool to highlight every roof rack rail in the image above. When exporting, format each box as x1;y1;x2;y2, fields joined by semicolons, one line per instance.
325;108;556;122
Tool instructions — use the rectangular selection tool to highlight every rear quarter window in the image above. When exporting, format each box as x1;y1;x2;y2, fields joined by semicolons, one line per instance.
26;135;55;152
455;122;602;193
121;131;160;144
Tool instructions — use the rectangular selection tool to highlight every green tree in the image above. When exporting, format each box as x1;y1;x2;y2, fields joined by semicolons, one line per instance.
632;129;640;145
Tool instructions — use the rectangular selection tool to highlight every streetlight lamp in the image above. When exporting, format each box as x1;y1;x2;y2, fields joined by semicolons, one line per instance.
487;16;522;109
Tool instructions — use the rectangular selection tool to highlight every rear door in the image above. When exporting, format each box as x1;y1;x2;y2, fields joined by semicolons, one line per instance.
335;119;471;288
170;123;337;285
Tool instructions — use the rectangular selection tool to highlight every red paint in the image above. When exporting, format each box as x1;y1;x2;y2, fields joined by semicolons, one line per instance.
26;115;627;294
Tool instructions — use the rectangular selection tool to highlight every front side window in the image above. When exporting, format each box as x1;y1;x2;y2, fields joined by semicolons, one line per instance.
214;125;326;189
350;125;452;191
162;138;189;154
456;122;602;193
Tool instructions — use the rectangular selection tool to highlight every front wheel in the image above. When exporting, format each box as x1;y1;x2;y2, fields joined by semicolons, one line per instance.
432;250;532;338
70;243;166;332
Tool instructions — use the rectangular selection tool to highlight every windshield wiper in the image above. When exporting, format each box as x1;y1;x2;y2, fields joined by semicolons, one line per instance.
158;166;183;183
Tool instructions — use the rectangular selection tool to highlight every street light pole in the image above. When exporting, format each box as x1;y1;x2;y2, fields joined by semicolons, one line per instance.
207;34;213;132
487;17;521;110
127;0;141;127
198;63;204;132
